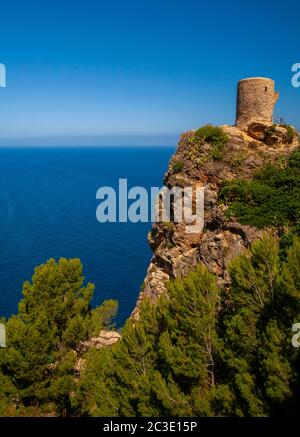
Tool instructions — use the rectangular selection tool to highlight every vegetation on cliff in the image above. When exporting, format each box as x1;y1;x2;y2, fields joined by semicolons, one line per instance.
0;232;300;417
220;147;300;231
75;236;300;417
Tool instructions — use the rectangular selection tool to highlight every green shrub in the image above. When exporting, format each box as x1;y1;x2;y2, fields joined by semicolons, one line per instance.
280;124;296;144
287;146;300;168
227;151;247;168
172;161;185;173
194;125;228;160
265;125;277;142
219;147;300;229
195;124;228;148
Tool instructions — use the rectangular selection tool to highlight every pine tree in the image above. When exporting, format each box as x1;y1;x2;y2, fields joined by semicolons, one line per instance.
0;258;117;415
78;265;221;416
220;236;300;415
79;236;300;417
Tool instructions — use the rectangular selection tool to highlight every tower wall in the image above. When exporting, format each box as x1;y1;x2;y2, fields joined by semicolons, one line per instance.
236;77;279;129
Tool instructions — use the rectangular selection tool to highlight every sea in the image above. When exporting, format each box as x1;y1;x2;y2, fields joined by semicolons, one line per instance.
0;146;174;325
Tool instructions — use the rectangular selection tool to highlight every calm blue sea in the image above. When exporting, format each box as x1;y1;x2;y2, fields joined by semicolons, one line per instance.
0;146;174;325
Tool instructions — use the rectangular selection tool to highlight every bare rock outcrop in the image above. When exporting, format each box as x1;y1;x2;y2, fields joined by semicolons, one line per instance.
74;330;121;375
247;122;298;147
79;330;121;352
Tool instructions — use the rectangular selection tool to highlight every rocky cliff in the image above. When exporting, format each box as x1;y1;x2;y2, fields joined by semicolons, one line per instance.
132;121;299;319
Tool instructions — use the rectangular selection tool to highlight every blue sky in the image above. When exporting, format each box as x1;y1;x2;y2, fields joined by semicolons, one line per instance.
0;0;299;146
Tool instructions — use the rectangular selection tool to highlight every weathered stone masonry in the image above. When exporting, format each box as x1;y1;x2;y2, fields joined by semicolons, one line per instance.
236;77;279;129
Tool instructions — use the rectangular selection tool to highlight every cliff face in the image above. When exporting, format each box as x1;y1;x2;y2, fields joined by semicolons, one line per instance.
132;122;298;319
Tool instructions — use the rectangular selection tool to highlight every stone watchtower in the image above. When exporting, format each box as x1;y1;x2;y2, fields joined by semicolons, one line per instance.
235;77;279;130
